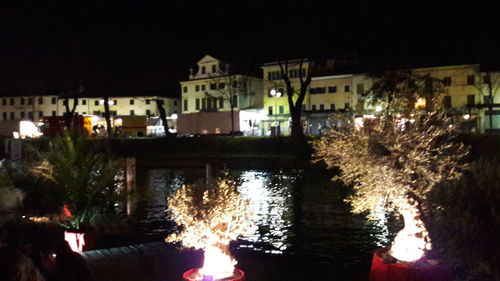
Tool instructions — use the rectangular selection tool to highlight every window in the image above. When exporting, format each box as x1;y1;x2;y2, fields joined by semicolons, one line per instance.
196;98;200;110
110;111;117;116
183;100;188;111
330;103;336;110
51;97;56;104
20;112;25;118
93;111;100;115
443;77;452;86
232;81;238;88
344;85;350;92
345;103;350;109
232;96;237;107
82;112;86;115
356;83;364;94
28;98;33;105
201;85;206;91
219;97;223;108
2;112;7;120
484;96;493;104
10;98;15;105
312;104;317;111
267;72;272;80
268;106;273;115
38;97;43;104
467;94;475;106
39;111;43;118
201;66;206;74
310;87;326;94
210;83;217;90
146;109;151;116
28;112;33;120
202;98;206;110
195;85;200;92
301;104;306;111
212;65;216;73
93;100;98;106
63;100;67;106
328;86;337;93
20;98;25;105
443;96;452;109
10;112;15;119
52;111;56;116
174;100;178;106
320;104;324;111
113;100;117;105
279;105;284;114
467;75;475;85
130;110;135;116
82;99;87;105
146;99;151;105
218;83;225;89
183;86;188;93
2;99;6;105
130;99;135;105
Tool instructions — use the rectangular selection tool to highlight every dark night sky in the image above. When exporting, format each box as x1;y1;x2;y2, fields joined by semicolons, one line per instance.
0;0;498;97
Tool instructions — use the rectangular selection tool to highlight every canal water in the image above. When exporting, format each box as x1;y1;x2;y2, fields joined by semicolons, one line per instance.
134;168;398;266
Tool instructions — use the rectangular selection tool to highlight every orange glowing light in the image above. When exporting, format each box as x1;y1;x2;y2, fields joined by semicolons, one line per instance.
415;98;426;109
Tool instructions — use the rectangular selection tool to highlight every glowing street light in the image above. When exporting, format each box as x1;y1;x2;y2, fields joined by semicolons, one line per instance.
269;89;282;136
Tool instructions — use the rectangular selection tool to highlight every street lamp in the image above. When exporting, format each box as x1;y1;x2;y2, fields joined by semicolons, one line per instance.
269;89;282;136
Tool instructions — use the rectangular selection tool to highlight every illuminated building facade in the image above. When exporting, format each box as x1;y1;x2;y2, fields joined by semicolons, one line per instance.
0;93;180;137
178;55;263;135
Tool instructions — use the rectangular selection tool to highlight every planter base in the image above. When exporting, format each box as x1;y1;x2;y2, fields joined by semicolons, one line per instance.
369;248;452;281
183;268;244;281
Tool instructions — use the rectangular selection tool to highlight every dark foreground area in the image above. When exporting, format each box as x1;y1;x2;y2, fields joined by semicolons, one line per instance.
82;242;369;281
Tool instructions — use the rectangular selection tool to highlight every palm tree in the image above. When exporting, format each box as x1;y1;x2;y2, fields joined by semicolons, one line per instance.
31;135;122;229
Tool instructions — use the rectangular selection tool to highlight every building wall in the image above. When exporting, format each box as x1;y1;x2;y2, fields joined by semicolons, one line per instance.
0;95;180;122
177;111;240;135
309;75;355;111
180;75;262;114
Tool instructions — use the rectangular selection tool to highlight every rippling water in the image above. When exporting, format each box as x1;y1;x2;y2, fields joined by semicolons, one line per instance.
134;168;397;265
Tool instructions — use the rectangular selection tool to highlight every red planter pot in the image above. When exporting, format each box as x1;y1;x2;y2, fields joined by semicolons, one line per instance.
183;268;244;281
369;248;452;281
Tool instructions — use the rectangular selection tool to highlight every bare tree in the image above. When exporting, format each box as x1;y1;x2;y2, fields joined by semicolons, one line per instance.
363;70;446;118
276;58;317;142
153;98;170;136
206;75;255;133
474;71;500;130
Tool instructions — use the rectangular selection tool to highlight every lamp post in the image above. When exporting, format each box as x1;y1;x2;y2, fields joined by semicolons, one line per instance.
269;89;282;136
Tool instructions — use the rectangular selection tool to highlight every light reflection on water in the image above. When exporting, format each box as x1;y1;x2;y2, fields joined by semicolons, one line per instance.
237;170;296;254
137;168;395;264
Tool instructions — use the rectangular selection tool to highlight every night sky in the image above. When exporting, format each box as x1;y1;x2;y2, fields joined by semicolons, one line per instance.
0;0;498;97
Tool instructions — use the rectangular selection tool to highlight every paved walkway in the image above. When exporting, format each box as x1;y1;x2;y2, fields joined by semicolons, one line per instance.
80;242;369;281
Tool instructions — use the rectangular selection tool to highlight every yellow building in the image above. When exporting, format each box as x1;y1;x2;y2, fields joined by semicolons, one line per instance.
179;55;263;135
261;59;311;136
260;60;499;135
0;93;180;137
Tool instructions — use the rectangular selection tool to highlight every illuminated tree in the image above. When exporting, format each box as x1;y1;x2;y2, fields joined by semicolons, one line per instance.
166;174;256;279
313;111;469;262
